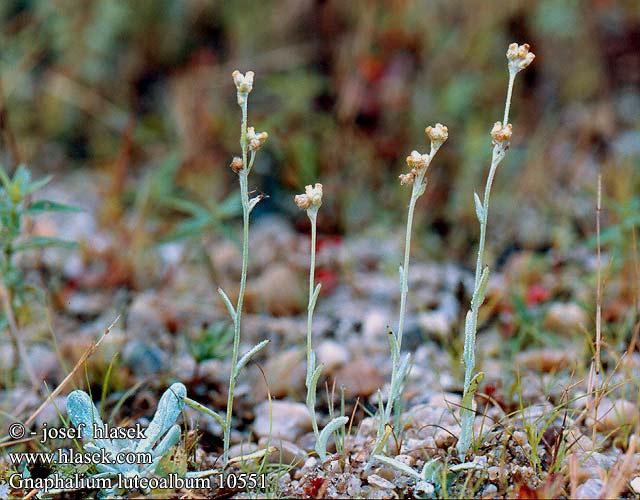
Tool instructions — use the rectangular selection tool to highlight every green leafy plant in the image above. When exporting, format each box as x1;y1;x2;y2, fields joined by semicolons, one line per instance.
217;70;270;465
188;322;234;364
0;163;79;379
457;43;535;459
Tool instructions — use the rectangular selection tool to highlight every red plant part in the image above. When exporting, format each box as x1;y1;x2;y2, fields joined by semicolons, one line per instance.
525;284;550;306
303;476;325;498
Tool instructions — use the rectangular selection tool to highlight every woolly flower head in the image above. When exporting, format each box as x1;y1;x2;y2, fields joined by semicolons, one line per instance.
425;123;449;150
399;171;416;186
230;156;244;173
295;183;323;210
247;127;268;152
232;70;254;94
406;150;429;170
506;43;535;74
490;121;513;145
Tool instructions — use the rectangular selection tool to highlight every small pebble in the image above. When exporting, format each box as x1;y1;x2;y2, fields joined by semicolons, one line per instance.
367;474;396;490
253;400;311;441
487;466;500;481
512;430;528;446
576;478;603;499
630;477;640;494
483;483;498;497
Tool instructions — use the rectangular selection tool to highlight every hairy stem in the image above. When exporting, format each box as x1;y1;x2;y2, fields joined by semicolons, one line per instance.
223;97;250;466
375;162;430;454
458;70;517;459
306;208;320;440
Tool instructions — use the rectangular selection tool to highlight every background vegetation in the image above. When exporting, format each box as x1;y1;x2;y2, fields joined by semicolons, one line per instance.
2;1;638;261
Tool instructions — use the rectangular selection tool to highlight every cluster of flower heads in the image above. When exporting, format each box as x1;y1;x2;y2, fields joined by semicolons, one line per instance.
247;127;268;152
232;70;254;98
491;44;536;148
229;70;269;174
294;183;323;210
507;43;535;75
490;122;513;146
399;123;448;186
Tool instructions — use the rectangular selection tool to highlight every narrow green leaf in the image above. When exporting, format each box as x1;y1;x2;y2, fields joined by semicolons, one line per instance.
370;422;393;462
23;175;53;196
306;351;316;387
474;192;484;222
232;340;269;380
26;200;82;215
461;372;484;417
373;454;421;480
306;364;323;408
308;283;322;312
218;287;236;323
165;197;211;217
387;329;398;363
316;416;348;460
472;266;490;310
14;237;76;252
0;165;11;191
13;165;31;189
182;396;226;429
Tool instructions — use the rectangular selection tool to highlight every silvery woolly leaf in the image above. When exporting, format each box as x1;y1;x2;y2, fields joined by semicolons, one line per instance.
315;416;348;461
308;283;322;312
151;424;182;466
136;383;186;453
471;266;490;310
461;372;484;416
66;390;111;450
306;364;323;408
232;340;269;380
218;287;236;323
474;192;484;222
373;454;421;480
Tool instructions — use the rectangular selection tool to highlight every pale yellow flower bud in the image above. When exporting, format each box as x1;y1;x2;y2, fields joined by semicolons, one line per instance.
232;70;254;94
425;123;449;149
490;121;512;145
506;43;535;74
295;194;311;210
406;150;428;170
247;127;268;152
304;183;323;206
399;172;416;186
230;156;244;173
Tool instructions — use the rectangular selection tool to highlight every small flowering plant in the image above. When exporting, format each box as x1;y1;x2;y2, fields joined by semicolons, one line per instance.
457;43;534;459
216;70;270;465
295;183;348;461
372;123;448;457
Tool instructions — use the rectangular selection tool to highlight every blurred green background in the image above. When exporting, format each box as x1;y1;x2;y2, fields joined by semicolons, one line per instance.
1;0;639;262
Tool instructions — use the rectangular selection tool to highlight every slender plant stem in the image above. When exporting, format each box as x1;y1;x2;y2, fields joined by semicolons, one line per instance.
383;180;419;428
377;163;430;449
306;209;320;440
458;69;517;458
223;97;250;466
592;174;602;446
396;185;419;357
503;72;516;127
